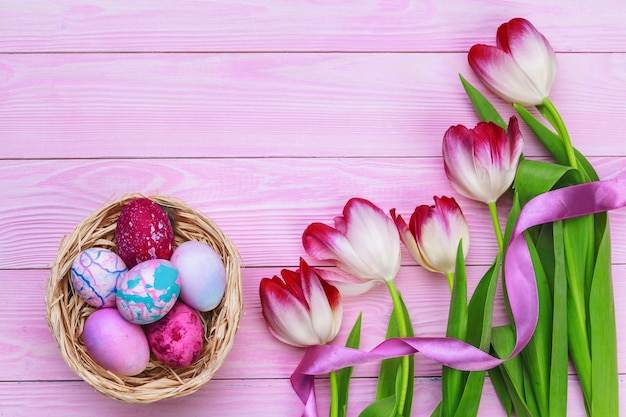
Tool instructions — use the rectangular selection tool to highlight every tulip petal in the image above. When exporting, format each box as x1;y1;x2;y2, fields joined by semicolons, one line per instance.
280;268;308;309
300;260;341;344
468;44;545;106
391;209;424;267
501;18;557;99
507;116;524;166
416;197;470;274
302;222;374;279
443;125;492;203
472;122;516;199
342;198;401;281
313;267;380;296
259;277;320;347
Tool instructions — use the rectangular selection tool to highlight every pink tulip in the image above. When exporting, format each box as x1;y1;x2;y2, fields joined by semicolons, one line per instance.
443;116;523;204
391;196;470;275
259;258;342;347
303;198;401;287
468;18;557;106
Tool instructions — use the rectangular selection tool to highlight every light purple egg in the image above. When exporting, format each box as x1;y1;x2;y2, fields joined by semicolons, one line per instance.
116;259;181;324
83;308;150;376
170;241;226;312
71;248;127;308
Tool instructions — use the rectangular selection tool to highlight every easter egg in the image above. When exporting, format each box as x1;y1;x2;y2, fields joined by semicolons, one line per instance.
145;302;205;368
83;308;150;376
70;248;127;308
115;198;175;268
116;259;181;324
170;240;226;312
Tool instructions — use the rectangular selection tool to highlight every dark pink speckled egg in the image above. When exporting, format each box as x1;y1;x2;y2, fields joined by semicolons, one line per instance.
145;302;205;368
115;198;174;268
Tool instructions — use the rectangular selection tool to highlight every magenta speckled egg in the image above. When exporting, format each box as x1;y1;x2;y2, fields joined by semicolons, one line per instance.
116;259;181;324
115;198;174;268
145;302;205;368
71;248;127;308
83;308;150;376
170;241;226;312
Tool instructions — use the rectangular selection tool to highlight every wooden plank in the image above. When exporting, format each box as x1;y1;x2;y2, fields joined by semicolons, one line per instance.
0;376;607;416
0;53;625;159
5;263;626;381
1;1;625;53
1;157;626;269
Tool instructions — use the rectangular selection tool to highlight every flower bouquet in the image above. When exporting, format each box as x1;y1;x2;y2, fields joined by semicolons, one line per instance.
258;18;621;417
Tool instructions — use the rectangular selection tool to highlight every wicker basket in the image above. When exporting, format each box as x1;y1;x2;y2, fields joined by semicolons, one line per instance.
46;193;243;403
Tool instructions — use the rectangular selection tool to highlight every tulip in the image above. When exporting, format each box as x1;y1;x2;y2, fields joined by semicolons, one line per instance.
468;18;557;106
443;116;523;206
259;258;342;347
391;196;469;281
303;198;412;416
302;198;401;285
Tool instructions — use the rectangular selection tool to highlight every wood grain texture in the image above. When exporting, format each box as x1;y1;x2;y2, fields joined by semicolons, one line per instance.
3;1;625;415
1;0;625;53
1;53;626;159
0;377;609;416
5;263;626;382
2;157;626;270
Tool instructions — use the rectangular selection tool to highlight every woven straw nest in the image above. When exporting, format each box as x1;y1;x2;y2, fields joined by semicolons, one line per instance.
46;193;243;403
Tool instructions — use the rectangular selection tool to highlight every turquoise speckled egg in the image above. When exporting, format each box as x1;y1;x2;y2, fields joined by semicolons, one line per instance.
116;259;181;324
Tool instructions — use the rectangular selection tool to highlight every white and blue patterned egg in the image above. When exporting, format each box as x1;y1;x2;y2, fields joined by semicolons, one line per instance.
71;248;127;308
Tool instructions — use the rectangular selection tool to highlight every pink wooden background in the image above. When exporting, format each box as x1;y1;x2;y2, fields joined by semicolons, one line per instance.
2;1;626;415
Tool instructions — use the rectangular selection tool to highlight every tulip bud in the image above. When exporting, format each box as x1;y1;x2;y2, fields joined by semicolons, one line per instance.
468;18;557;106
303;198;401;286
443;116;523;204
259;259;342;347
391;196;470;275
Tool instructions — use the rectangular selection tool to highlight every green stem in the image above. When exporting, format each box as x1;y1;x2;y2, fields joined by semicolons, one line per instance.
329;370;339;417
386;280;410;416
541;97;578;170
445;272;454;293
488;201;504;253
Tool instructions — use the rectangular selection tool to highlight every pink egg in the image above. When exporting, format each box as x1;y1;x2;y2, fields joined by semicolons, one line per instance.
145;302;205;368
71;248;127;308
116;259;181;324
83;308;150;376
170;240;226;312
115;198;174;268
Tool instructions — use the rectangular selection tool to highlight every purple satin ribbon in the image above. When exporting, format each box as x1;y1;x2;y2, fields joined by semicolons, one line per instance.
291;177;626;416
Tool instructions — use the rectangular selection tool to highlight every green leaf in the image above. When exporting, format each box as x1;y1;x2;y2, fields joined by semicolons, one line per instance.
359;392;398;417
430;402;443;417
454;371;487;417
513;159;572;207
519;234;551;416
361;369;403;417
514;104;598;183
514;104;569;166
549;221;568;417
465;253;500;350
491;326;534;417
447;241;469;340
488;367;513;417
562;215;593;407
337;313;363;417
374;294;414;416
535;104;559;131
459;74;507;129
589;215;619;416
